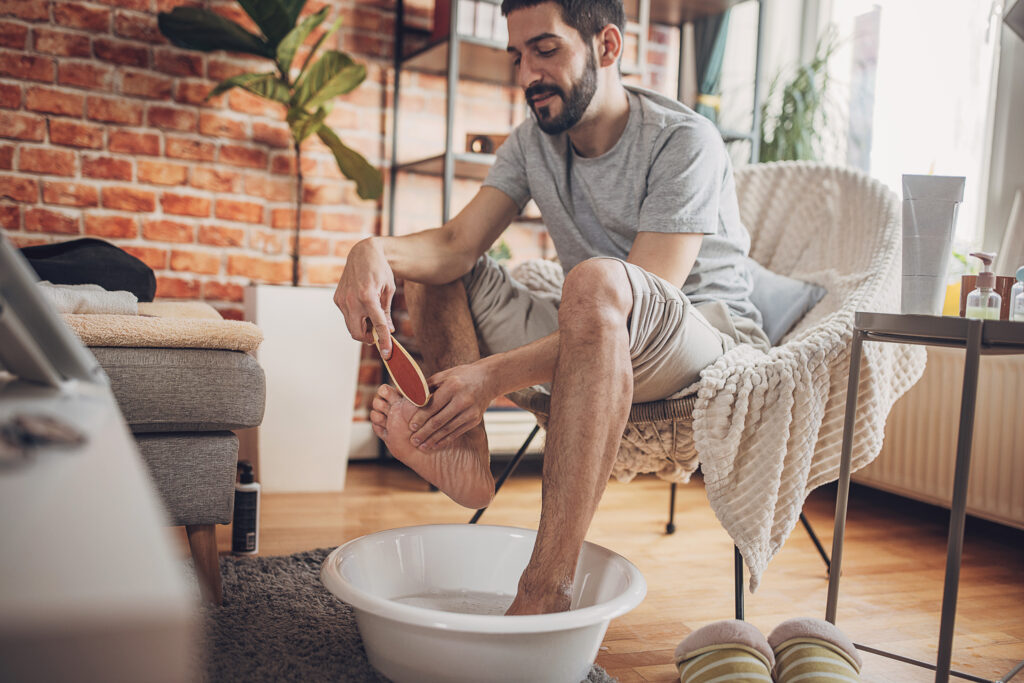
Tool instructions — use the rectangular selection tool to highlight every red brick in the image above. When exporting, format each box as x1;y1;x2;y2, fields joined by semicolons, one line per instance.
59;61;114;89
114;10;161;42
108;129;160;156
143;218;195;242
53;3;111;32
0;110;44;141
154;0;201;12
19;147;75;176
0;202;19;228
250;228;283;254
26;86;84;117
332;238;360;259
84;213;137;238
147;104;196;131
82;154;131;180
216;306;243;320
252;121;292;149
227;254;290;283
0;51;55;82
87;95;143;124
170;248;219;274
0;173;37;202
173;79;219;106
25;207;79;234
33;27;90;57
302;182;344;205
102;185;155;212
198;111;246;140
121;70;172;99
306;262;344;285
270;152;294;175
100;0;151;11
43;180;99;207
214;198;262;224
220;144;267;169
154;47;202;77
227;88;281;117
202;280;244;303
121;245;168;270
137;159;187;185
245;174;293;202
270;207;315;230
48;119;103;149
94;37;149;67
0;144;12;169
205;56;250;82
0;81;19;108
190;167;238;192
358;361;382;386
0;0;50;21
299;235;329;256
0;19;27;48
155;276;199;299
321;211;368;233
198;224;244;247
165;135;215;162
160;192;210;217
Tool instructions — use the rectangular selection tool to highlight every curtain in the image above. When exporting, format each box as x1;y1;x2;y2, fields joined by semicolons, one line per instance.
693;9;731;124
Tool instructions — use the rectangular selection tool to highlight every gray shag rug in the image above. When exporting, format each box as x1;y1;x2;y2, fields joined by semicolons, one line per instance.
202;548;617;683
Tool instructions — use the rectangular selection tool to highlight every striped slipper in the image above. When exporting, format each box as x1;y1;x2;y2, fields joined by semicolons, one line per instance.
674;619;774;682
767;618;863;682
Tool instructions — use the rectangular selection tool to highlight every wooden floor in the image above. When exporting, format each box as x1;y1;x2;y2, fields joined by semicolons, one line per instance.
206;459;1024;683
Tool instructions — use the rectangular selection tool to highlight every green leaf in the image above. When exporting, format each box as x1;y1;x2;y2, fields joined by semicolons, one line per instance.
296;15;343;80
157;7;271;58
316;126;382;200
236;0;294;46
287;107;329;142
276;6;328;76
293;50;366;111
283;0;308;26
207;72;290;104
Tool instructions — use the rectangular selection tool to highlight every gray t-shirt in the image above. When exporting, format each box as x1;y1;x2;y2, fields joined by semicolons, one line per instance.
483;86;760;325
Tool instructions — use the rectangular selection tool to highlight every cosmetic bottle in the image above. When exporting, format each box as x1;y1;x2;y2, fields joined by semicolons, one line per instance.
965;252;1002;320
1013;266;1024;322
231;461;260;555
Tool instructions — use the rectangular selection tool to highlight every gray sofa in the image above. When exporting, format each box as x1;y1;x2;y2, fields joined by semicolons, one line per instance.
91;346;266;603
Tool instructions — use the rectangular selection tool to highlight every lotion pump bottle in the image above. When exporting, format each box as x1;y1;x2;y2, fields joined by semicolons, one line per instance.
1012;266;1024;322
231;461;260;555
965;251;1002;320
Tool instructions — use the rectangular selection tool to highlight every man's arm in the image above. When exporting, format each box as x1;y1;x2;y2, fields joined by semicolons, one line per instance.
334;186;519;355
410;231;703;450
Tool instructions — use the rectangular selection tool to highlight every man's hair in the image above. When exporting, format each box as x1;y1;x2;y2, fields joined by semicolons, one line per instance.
500;0;626;39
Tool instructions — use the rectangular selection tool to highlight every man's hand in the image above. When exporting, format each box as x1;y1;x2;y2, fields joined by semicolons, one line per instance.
334;238;396;358
409;362;497;451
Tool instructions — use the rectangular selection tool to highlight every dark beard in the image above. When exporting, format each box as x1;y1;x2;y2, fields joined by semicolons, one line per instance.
525;48;598;135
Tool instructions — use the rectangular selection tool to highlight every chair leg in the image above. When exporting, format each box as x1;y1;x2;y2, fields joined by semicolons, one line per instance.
734;546;745;620
469;424;540;524
666;482;677;534
799;512;832;572
186;524;222;605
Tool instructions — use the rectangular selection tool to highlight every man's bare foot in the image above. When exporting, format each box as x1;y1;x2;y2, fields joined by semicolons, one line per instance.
371;384;495;509
505;577;573;615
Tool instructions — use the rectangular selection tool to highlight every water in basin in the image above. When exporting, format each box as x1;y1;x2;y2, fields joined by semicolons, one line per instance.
393;589;514;616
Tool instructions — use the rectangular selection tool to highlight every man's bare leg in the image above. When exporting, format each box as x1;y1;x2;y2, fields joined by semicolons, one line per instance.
506;259;634;615
369;280;495;509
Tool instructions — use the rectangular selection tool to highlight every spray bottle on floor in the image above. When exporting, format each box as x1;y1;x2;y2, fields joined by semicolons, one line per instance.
965;252;1002;320
232;461;260;555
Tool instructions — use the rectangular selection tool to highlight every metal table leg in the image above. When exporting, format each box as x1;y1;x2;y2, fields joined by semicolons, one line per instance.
826;328;865;623
935;320;984;682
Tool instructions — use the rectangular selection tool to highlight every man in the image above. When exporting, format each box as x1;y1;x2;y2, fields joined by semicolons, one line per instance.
334;0;768;615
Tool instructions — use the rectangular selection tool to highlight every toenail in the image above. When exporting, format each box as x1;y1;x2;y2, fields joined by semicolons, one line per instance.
410;423;419;430
411;437;420;445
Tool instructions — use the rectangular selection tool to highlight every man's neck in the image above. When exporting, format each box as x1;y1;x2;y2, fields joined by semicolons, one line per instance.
567;83;630;158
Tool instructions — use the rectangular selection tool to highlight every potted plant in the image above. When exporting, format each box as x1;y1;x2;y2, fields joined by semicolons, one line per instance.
158;1;382;492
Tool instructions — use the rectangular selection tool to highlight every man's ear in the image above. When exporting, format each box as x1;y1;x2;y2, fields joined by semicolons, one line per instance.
595;23;623;67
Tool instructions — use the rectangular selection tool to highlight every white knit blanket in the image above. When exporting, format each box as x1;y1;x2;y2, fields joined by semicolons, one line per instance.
512;163;928;591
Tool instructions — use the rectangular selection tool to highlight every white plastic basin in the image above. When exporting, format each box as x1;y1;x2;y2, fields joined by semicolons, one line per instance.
320;524;646;683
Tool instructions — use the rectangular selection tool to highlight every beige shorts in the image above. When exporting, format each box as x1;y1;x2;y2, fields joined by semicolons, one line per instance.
462;256;770;403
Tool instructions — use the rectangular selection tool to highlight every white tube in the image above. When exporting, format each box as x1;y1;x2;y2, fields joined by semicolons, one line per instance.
901;175;966;315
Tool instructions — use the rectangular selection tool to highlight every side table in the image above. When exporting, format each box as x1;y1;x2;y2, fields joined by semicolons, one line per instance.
825;312;1024;683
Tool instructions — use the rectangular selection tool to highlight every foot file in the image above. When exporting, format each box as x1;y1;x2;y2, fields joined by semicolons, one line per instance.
372;329;431;407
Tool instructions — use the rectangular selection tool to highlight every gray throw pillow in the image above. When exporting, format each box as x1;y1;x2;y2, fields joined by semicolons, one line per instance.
746;257;827;345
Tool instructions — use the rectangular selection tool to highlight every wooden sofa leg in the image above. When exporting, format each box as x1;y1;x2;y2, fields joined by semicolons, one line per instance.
186;524;223;605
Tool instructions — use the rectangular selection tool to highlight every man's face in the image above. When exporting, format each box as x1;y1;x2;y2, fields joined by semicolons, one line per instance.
506;3;599;135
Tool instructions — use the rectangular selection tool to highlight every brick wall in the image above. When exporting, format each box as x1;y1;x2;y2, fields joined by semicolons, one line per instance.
0;0;675;420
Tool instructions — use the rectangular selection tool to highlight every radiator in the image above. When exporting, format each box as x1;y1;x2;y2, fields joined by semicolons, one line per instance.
854;346;1024;529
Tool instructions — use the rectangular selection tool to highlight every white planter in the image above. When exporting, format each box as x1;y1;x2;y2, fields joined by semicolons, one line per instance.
243;284;362;492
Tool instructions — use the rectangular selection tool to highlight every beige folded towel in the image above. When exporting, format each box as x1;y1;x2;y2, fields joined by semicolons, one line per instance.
64;302;262;353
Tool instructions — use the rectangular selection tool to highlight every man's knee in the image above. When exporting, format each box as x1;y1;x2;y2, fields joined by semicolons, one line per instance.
559;258;632;332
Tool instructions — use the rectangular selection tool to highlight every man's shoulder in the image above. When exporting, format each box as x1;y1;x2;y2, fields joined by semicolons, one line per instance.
628;86;721;143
